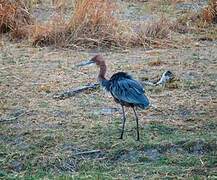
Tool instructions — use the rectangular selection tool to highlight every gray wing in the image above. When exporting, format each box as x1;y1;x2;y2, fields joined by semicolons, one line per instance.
110;78;149;107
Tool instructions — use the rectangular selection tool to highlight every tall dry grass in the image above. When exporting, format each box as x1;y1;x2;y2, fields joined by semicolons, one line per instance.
32;0;135;48
176;0;217;29
0;0;33;34
143;18;171;39
201;0;217;24
67;0;121;47
32;0;172;48
1;0;173;48
133;17;173;48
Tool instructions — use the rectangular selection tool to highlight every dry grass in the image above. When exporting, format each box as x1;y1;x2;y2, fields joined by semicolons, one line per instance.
31;17;68;46
133;17;176;48
0;0;33;34
31;1;173;48
0;0;175;48
146;0;189;12
200;0;217;24
1;0;214;49
52;0;66;9
148;59;163;66
66;0;120;47
32;0;134;48
176;0;217;29
142;17;171;39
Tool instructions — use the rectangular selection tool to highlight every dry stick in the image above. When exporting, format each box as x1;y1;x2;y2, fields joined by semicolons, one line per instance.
53;83;99;100
53;71;174;100
0;111;26;123
74;149;102;156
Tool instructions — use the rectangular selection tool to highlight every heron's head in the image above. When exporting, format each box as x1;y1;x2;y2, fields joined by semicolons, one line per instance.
77;55;105;67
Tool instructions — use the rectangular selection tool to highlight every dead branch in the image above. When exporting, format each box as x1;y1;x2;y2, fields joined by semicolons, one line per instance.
74;149;102;156
53;83;99;100
0;111;26;123
53;71;174;100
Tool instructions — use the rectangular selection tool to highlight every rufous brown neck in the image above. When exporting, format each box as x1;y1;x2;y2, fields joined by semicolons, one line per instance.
98;62;107;81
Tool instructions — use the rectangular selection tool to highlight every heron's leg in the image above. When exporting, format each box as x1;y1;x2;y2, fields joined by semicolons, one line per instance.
120;105;126;139
132;107;140;141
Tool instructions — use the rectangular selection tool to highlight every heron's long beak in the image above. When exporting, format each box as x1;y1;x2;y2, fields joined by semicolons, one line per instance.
76;60;95;67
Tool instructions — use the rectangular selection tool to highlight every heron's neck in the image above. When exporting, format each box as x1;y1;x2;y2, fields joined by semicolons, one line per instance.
98;63;107;81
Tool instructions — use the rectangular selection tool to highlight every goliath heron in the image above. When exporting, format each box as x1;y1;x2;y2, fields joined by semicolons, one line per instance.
78;55;149;141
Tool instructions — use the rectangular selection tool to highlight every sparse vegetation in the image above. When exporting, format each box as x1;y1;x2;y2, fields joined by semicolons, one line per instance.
0;0;217;179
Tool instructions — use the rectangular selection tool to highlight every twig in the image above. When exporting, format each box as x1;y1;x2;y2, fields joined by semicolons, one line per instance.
53;71;175;100
74;150;101;156
142;81;156;86
199;157;204;166
0;111;26;123
53;83;99;100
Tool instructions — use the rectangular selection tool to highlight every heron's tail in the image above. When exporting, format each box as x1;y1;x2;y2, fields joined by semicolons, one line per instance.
138;97;150;109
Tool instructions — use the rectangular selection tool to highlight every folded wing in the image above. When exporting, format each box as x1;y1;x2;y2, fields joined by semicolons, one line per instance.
110;78;149;108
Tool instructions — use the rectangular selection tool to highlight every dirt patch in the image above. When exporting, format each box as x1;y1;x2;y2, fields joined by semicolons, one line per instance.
107;140;217;163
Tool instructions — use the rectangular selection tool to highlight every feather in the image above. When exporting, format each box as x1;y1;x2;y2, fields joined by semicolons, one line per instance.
108;72;149;109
